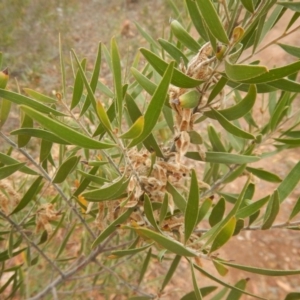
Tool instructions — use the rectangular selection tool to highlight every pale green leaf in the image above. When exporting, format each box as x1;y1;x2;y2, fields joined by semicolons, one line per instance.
20;106;115;149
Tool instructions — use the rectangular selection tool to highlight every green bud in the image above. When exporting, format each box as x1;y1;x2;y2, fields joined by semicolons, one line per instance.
176;90;200;109
0;68;9;89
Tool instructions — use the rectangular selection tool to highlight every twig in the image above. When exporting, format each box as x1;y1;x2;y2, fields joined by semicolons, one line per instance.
0;211;64;277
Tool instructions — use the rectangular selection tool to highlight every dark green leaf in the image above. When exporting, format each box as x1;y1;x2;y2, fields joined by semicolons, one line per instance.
225;278;249;300
207;76;228;104
277;2;300;12
56;223;76;259
210;217;236;253
11;128;70;145
170;20;200;52
52;156;80;184
246;166;282;183
131;68;157;95
161;255;181;291
197;198;212;225
268;78;300;92
91;208;133;248
81;174;129;202
284;292;300;300
129;62;174;147
144;194;160;232
207;125;226;152
222;260;300;276
110;243;152;258
184;169;199;243
205;85;256;120
209;198;225;227
140;48;203;88
195;0;229;44
138;248;152;285
288;196;300;221
190;260;203;300
262;190;280;230
159;193;169;225
240;0;254;12
0;153;37;175
278;161;300;203
166;181;186;212
71;58;86;110
236;195;270;219
211;108;255;140
180;286;217;300
278;43;300;59
10;176;43;215
0;162;26;180
186;0;209;41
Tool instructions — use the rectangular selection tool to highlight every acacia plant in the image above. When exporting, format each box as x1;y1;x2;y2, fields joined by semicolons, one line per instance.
1;0;300;299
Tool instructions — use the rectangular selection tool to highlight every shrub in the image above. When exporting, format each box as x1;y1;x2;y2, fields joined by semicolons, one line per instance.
1;1;300;299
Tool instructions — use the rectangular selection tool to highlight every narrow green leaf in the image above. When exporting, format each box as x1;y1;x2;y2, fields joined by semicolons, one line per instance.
135;22;159;49
205;85;256;120
207;125;226;152
52;156;80;184
92;208;133;248
10;176;43;215
56;223;76;259
0;99;11;128
110;243;152;258
39;140;52;164
193;264;264;299
138;248;152;285
278;43;300;59
277;2;300;12
0;248;27;262
180;286;217;300
278;161;300;203
184;169;199;243
166;181;186;212
225;60;268;82
17;113;33;147
0;153;37;175
288;196;300;221
59;33;66;98
144;194;160;232
76;170;108;185
240;0;254;12
209;198;225;227
131;68;157;95
20;106;114;149
11;128;70;145
222;260;300;276
186;151;260;164
170;20;200;52
190;260;203;300
119;116;144;139
23;89;57;104
210;217;236;253
236;195;270;219
81;175;129;202
129;62;174;147
207;76;228;104
195;0;229;44
226;278;249;300
71;58;86;110
159;194;169;225
267;78;300;92
274;138;300;146
0;162;26;180
285;292;300;300
262;190;280;230
211;108;255;140
136;227;197;257
213;259;229;276
111;37;123;125
246;166;282;183
140;48;203;88
186;0;209;41
161;255;181;291
197;198;212;225
0;89;65;116
243;61;300;84
125;94;164;158
158;38;189;65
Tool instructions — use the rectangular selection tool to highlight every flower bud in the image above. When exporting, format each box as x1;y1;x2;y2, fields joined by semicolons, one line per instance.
0;68;9;89
216;45;227;60
176;90;200;109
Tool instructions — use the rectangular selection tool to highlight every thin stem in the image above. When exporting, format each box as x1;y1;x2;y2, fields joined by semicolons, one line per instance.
0;211;64;277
